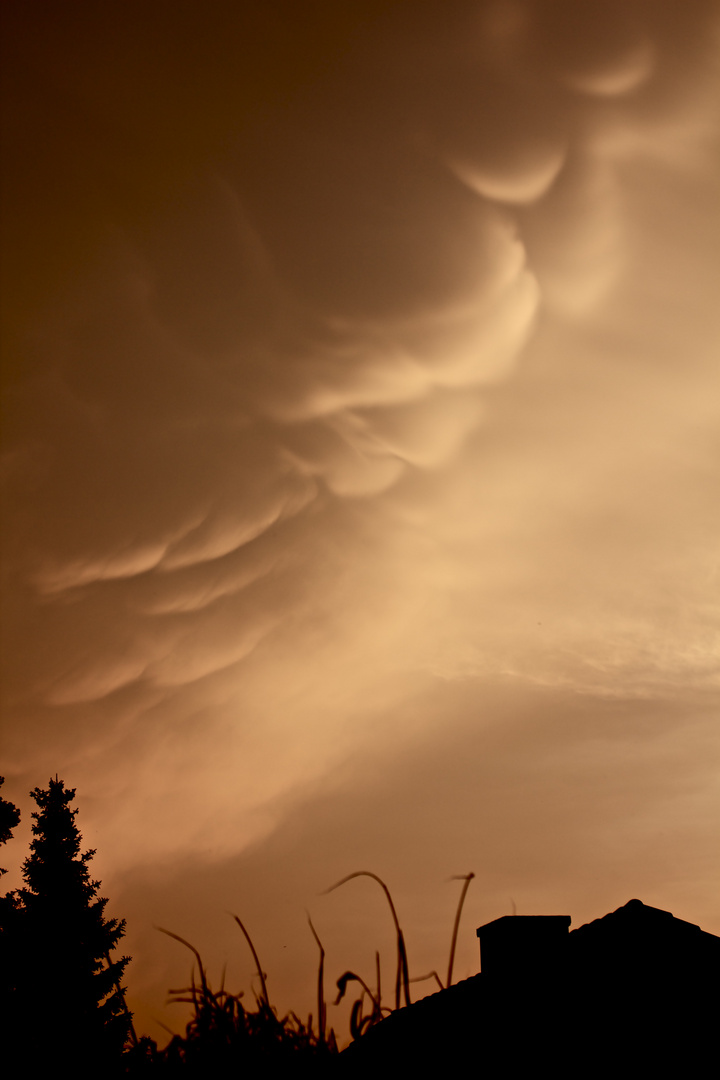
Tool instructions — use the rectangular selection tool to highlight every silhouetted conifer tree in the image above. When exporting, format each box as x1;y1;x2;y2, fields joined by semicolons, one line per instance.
9;777;132;1072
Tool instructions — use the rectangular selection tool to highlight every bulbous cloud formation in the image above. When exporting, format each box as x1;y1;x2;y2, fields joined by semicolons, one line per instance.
1;0;719;869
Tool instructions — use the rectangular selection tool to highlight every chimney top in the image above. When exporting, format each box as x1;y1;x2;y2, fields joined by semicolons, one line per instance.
477;915;571;978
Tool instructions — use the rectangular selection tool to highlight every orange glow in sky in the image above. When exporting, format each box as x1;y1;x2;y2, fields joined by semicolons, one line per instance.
2;0;719;1041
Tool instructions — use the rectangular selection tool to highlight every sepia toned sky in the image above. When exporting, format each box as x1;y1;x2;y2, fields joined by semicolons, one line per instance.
2;0;719;1041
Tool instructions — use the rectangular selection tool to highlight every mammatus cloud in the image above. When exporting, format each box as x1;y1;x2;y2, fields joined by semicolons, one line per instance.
1;1;719;886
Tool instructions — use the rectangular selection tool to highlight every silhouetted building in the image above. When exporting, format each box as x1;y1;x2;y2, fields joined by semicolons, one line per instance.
340;899;719;1076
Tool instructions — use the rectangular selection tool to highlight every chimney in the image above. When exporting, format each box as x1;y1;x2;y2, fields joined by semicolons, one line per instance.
476;915;571;980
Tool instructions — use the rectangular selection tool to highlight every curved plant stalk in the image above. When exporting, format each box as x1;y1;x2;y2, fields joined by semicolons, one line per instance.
333;969;381;1011
156;926;210;1001
325;871;411;1009
446;872;475;988
334;969;386;1040
230;913;270;1010
350;996;384;1041
307;914;327;1044
410;970;445;992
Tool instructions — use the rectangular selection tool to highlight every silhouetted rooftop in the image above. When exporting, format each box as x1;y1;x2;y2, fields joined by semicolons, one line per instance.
340;898;720;1075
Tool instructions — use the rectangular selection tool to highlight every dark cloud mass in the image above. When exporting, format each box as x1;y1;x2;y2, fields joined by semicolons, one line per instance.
2;0;719;1040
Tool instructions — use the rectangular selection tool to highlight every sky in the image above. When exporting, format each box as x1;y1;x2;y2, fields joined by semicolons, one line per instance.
2;0;719;1043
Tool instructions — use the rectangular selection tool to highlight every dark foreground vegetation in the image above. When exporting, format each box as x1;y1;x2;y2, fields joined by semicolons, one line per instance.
0;777;474;1076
